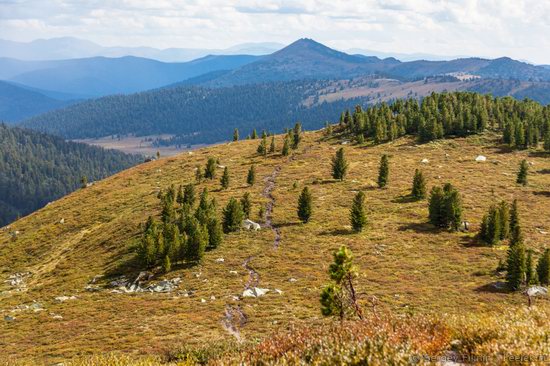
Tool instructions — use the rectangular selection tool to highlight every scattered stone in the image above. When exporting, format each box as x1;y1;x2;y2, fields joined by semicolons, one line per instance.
201;298;207;303
421;158;429;164
217;165;226;169
537;229;548;235
59;218;65;224
4;315;15;322
289;278;297;283
229;270;238;275
525;286;548;297
341;140;350;145
242;219;261;231
215;258;225;263
30;302;44;312
85;285;100;292
274;289;283;295
5;272;31;289
243;287;270;298
210;295;216;300
475;155;487;162
51;314;63;320
55;296;77;303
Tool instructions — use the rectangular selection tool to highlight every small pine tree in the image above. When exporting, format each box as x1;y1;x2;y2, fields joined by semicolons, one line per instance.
186;217;208;263
247;165;256;186
292;122;302;149
251;129;258;139
241;192;252;219
544;130;550;152
444;186;463;231
233;128;239;141
510;224;524;247
257;136;267;156
526;250;537;285
506;241;526;291
411;169;427;199
220;166;230;189
516;159;528;186
269;136;276;153
377;154;389;188
162;255;171;273
206;216;223;250
480;204;502;245
320;246;362;321
80;176;88;189
350;191;367;232
282;138;290;156
331;148;348;181
537;248;550;285
204;157;217;180
258;205;265;222
297;186;313;223
498;201;510;240
156;151;160;160
183;183;196;207
428;186;445;227
222;198;244;233
195;164;202;183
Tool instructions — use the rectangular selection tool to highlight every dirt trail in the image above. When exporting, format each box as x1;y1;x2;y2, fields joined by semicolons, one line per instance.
262;165;282;248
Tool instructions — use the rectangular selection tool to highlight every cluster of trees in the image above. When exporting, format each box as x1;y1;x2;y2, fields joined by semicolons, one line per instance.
334;92;550;149
0;124;140;226
428;183;463;231
136;185;223;272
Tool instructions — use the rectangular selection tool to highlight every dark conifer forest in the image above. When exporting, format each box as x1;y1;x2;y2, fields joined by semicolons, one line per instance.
0;124;141;226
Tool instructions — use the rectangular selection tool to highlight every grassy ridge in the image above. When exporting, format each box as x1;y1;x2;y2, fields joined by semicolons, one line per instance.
1;130;549;363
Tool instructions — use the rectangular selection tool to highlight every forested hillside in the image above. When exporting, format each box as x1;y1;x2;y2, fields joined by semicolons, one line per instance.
0;124;141;226
21;81;358;143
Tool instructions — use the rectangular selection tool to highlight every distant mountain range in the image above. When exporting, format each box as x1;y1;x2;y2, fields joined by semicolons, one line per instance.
0;37;283;62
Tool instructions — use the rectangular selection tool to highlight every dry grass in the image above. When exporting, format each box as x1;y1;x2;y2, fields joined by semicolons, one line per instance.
1;130;549;363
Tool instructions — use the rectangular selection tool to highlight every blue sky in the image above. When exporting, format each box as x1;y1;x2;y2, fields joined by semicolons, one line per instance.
1;0;549;63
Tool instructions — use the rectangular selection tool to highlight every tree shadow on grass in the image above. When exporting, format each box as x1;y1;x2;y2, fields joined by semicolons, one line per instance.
474;282;510;294
391;195;421;204
529;151;550;158
273;222;301;229
533;191;550;197
460;235;486;248
537;169;550;175
397;222;438;233
318;228;355;236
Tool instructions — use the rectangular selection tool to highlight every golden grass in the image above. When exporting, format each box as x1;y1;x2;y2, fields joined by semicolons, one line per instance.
1;130;549;363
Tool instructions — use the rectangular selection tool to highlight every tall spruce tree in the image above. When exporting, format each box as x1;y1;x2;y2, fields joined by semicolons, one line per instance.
297;186;313;223
233;128;239;141
251;129;258;139
378;154;389;188
183;183;196;207
498;201;510;240
537;249;550;285
269;136;276;153
506;241;526;291
204;157;217;180
247;165;256;186
411;169;427;199
220;166;230;190
186;217;209;263
331;148;348;181
206;216;223;250
222;198;244;233
428;186;445;227
241;192;252;219
195;164;203;183
292;122;302;149
516;159;529;186
282;137;290;156
510;199;520;234
526;250;537;285
350;191;367;232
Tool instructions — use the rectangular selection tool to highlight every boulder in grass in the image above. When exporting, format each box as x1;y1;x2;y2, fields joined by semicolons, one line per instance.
475;155;487;162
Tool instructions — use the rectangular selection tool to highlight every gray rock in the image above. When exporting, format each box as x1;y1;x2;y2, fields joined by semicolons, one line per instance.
4;315;15;321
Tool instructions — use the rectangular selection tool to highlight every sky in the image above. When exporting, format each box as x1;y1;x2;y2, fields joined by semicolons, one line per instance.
1;0;550;64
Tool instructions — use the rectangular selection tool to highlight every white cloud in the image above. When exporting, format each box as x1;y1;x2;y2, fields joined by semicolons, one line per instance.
0;0;549;63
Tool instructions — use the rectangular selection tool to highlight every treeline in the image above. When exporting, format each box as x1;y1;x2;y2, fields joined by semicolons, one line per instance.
21;80;359;145
0;124;141;226
336;92;550;148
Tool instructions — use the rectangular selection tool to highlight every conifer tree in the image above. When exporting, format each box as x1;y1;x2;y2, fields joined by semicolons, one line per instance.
480;204;501;245
247;165;256;186
183;183;196;207
240;192;252;219
292;122;302;149
331;148;348;181
516;159;528;186
320;246;362;321
220;166;230;189
297;186;313;223
350;191;367;232
222;198;244;233
206;216;223;250
257;136;267;156
80;175;88;189
537;248;550;285
498;201;510;240
506;241;526;291
510;199;520;234
378;154;389;188
261;130;267;139
195;164;202;183
282;137;290;156
544;130;550;152
258;205;265;222
510;223;524;247
269;136;276;153
233;128;239;141
251;129;258;139
204;157;217;180
428;186;445;227
526;250;537;285
444;185;463;231
411;169;427;199
162;255;171;273
186;217;208;263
